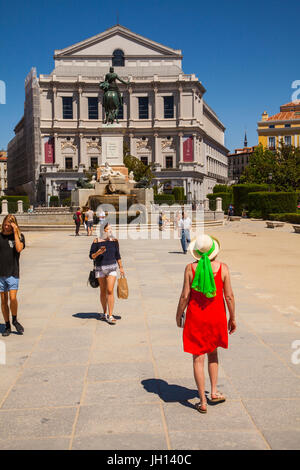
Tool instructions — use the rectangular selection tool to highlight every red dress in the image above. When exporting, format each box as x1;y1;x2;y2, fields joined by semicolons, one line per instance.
183;263;228;355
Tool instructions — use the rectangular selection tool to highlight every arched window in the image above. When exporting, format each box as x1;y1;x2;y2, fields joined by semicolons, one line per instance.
112;49;124;67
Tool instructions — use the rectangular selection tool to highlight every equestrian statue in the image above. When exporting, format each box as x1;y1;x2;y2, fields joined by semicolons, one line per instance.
99;67;130;124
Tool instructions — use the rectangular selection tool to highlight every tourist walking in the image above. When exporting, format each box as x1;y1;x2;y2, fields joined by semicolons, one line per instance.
178;212;192;254
97;207;106;236
0;215;25;337
89;223;125;325
176;234;236;413
74;207;82;236
85;208;94;236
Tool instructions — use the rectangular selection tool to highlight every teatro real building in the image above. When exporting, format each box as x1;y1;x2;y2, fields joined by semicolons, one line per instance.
7;25;229;204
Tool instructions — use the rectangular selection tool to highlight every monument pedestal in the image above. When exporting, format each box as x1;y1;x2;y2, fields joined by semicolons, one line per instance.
99;123;125;168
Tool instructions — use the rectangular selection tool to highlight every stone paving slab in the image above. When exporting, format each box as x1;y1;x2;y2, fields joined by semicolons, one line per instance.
170;430;268;450
0;225;299;450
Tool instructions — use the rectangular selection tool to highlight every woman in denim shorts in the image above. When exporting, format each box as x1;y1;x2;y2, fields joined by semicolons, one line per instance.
89;224;124;324
0;215;25;337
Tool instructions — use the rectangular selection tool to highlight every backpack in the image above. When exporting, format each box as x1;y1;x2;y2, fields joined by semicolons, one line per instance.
73;213;78;221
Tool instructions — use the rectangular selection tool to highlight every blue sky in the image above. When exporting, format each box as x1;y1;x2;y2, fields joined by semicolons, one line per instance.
0;0;299;152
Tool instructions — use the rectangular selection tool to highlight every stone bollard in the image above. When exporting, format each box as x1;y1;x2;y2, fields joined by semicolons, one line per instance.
17;200;24;214
1;199;8;215
216;197;223;212
204;198;210;211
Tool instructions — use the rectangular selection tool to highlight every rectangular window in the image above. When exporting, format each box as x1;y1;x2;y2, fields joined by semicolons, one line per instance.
164;96;174;118
166;156;173;168
90;157;98;169
62;97;73;119
268;137;275;149
65;157;73;169
269;125;275;128
88;97;98;119
285;136;291;145
285;124;291;128
140;156;148;166
138;97;149;119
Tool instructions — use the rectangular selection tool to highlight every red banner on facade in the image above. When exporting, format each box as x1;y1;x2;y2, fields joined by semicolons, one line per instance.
44;137;55;164
183;135;193;162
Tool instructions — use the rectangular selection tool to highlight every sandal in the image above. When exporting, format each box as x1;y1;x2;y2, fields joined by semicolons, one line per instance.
210;392;226;403
106;315;117;325
195;401;207;414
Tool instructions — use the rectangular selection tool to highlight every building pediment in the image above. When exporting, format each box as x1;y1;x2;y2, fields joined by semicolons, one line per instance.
54;25;182;60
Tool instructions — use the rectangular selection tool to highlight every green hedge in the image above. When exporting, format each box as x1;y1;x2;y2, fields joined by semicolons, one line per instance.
213;185;232;194
154;194;176;205
172;187;184;201
207;192;232;211
0;196;30;214
62;198;71;207
232;184;269;215
49;196;59;207
248;192;297;219
269;213;300;224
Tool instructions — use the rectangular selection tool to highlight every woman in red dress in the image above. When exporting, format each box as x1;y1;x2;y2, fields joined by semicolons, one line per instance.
176;234;236;413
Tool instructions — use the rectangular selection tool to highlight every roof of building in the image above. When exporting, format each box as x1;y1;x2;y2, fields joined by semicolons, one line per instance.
227;146;257;157
267;100;300;121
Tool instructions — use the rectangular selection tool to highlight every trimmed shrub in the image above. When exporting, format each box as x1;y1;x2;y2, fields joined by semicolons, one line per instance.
269;213;300;224
154;194;175;205
62;197;71;207
172;187;185;202
213;185;232;194
49;196;59;207
207;192;232;211
233;184;269;215
0;195;30;214
248;192;297;219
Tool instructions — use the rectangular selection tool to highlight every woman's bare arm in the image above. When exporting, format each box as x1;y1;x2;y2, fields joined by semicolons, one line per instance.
176;265;192;327
223;263;237;334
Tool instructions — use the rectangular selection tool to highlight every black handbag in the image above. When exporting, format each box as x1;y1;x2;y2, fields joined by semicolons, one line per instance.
88;263;98;288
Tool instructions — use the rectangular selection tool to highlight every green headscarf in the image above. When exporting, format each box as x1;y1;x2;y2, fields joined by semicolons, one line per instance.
191;241;217;298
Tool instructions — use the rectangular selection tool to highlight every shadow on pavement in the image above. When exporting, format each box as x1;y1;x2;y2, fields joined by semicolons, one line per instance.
141;378;199;409
73;312;101;320
73;312;122;321
168;251;185;254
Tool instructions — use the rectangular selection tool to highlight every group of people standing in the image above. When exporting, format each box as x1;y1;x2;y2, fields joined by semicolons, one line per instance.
1;210;236;417
74;207;106;237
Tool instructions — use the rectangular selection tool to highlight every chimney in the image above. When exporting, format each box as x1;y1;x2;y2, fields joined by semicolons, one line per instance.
261;111;269;121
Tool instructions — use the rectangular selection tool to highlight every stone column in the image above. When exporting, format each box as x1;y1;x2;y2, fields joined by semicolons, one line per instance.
193;134;196;162
1;199;8;215
128;87;133;125
129;132;134;156
78;133;83;166
204;198;210;211
154;133;160;167
216;197;223;212
178;132;183;164
178;86;183;123
78;85;83;124
153;86;158;124
17;200;24;214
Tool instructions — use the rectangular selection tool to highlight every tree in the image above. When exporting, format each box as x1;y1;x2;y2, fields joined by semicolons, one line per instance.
123;143;154;186
240;143;300;191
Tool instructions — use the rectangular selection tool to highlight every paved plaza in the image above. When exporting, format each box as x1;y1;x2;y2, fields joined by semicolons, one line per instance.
0;220;299;450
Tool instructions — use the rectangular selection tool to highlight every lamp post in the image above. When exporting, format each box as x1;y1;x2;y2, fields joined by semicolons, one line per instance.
268;172;273;192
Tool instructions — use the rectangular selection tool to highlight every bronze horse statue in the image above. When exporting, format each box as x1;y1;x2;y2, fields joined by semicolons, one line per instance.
100;67;130;124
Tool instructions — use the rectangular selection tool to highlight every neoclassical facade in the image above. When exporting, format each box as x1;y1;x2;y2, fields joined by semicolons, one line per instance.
7;25;229;204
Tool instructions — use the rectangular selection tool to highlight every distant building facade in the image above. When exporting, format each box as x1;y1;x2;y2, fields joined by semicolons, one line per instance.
258;101;300;150
227;134;257;183
0;150;7;196
7;25;229;204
